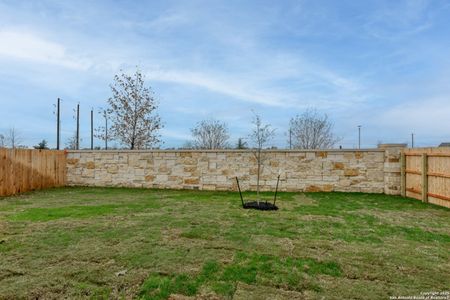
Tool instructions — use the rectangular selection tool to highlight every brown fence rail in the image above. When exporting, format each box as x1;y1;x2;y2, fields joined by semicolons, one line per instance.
0;149;66;197
401;147;450;208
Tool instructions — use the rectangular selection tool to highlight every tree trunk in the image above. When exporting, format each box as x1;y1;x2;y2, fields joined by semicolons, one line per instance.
256;148;261;203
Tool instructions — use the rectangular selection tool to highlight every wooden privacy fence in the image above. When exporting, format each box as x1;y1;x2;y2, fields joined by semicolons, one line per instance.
401;147;450;208
0;149;66;197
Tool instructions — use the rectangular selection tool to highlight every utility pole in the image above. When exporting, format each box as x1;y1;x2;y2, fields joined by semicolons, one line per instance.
56;98;60;150
411;133;414;148
358;125;361;149
90;108;94;150
76;103;80;150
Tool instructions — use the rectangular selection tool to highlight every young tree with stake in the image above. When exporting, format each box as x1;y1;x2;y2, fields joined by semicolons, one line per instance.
248;113;276;203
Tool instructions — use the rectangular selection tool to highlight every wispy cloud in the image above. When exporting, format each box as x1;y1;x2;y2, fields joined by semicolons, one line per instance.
120;11;191;32
363;0;433;40
0;28;90;70
378;97;450;134
147;69;291;107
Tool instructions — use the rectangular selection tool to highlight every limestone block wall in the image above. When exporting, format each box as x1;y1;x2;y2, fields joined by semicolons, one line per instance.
66;145;403;194
379;144;407;195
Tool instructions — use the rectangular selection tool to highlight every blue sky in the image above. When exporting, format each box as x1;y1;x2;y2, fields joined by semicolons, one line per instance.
0;0;449;149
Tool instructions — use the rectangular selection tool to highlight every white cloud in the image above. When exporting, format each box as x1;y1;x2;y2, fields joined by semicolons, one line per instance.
121;12;190;32
144;59;363;110
377;97;450;135
146;69;291;107
160;128;190;141
364;0;433;40
0;29;90;70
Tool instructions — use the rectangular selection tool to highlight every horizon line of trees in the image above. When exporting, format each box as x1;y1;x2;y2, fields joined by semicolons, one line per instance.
184;108;340;151
1;68;342;151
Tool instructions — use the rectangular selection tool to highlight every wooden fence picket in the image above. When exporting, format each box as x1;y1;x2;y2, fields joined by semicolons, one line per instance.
0;149;66;197
403;147;450;208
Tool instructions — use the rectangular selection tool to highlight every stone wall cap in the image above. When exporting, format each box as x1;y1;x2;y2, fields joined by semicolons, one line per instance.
377;143;407;149
66;148;385;154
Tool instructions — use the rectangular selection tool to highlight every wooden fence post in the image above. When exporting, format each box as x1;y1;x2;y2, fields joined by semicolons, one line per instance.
421;153;428;203
400;152;406;197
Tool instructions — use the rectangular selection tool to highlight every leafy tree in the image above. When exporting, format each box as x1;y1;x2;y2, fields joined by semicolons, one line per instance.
288;109;339;149
0;134;5;148
248;113;276;202
190;119;229;149
104;68;163;149
34;140;49;149
236;138;248;149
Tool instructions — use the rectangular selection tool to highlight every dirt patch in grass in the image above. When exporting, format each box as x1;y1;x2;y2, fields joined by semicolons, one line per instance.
293;194;318;206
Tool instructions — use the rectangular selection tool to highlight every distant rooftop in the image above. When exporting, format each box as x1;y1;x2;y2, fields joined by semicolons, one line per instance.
438;142;450;147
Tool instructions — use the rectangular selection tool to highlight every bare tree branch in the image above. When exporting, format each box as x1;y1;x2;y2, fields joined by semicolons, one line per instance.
248;113;276;202
6;127;24;149
190;119;229;149
95;108;110;149
65;131;81;150
289;109;339;149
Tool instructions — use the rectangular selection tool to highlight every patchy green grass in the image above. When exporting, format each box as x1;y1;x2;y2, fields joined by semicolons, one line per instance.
0;187;449;299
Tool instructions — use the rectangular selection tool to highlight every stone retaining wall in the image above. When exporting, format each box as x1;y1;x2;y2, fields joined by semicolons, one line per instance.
66;144;404;194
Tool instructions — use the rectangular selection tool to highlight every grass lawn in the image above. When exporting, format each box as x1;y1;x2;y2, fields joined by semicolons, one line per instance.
0;187;449;299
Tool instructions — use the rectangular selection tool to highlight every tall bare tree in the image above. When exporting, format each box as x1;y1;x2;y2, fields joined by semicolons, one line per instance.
105;68;162;149
6;127;24;148
191;119;229;149
248;113;276;202
289;109;339;149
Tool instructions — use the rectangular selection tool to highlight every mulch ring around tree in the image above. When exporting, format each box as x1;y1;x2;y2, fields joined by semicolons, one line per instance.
243;201;278;211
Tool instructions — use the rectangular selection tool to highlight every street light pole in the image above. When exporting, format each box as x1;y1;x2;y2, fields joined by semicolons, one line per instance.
358;125;361;149
76;103;80;150
90;108;94;150
56;98;60;150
